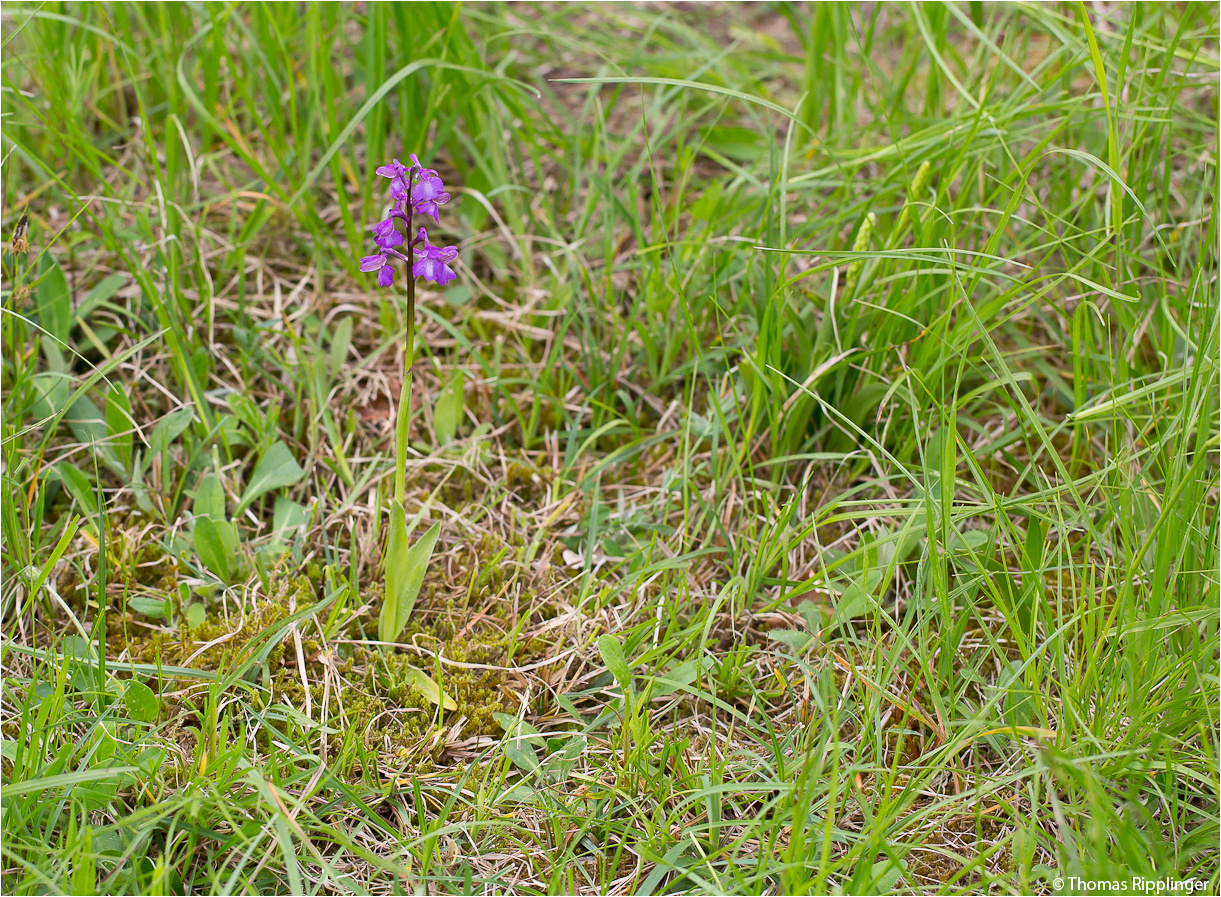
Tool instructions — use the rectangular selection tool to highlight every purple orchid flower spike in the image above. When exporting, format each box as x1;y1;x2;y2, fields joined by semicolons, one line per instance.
360;153;457;289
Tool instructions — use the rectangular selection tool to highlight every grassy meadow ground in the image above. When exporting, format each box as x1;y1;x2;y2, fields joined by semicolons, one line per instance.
2;2;1218;894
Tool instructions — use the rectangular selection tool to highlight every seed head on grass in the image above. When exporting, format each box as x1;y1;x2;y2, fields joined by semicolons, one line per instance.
9;212;29;255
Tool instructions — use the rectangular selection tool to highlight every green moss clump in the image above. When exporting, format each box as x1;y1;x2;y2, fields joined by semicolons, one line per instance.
109;545;520;781
114;570;311;671
261;635;508;767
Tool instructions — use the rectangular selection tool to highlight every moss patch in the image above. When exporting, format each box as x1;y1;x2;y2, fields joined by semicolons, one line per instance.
110;559;512;773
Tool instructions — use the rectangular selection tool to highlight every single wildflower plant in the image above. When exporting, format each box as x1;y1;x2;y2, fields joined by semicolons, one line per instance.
361;152;458;647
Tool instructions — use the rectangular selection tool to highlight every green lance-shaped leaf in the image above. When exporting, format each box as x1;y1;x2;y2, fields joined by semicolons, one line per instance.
237;440;305;514
147;407;194;460
266;497;308;556
104;386;134;472
64;395;124;479
194;473;227;520
597;634;634;700
193;516;230;584
56;463;98;517
329;316;354;378
401;665;457;711
378;502;441;645
37;254;72;348
433;371;464;445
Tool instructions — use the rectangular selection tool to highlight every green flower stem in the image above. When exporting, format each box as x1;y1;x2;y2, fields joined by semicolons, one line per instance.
392;171;419;507
393;270;415;506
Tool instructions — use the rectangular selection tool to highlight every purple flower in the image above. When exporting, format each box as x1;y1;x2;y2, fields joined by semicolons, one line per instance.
413;196;449;223
376;155;449;212
407;157;451;221
361;253;396;285
372;218;403;250
389;174;412;202
359;247;397;287
413;169;446;201
377;158;415;202
412;228;458;286
412;177;451;223
375;158;409;180
360;254;394;288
